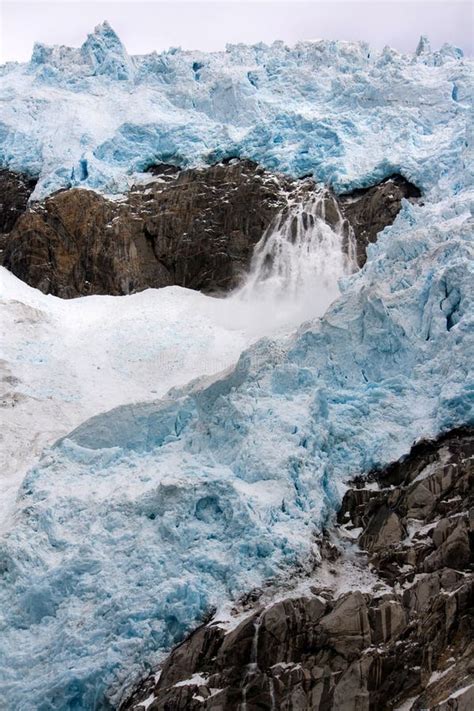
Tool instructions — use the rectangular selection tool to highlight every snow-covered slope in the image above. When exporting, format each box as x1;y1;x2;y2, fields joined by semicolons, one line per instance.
0;192;349;538
0;23;473;711
0;22;472;199
0;271;247;533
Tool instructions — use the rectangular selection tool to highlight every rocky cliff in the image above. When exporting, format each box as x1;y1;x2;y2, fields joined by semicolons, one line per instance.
1;162;420;297
121;428;473;711
0;168;37;237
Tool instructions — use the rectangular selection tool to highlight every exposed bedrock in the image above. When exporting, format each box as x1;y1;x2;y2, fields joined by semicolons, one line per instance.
1;161;420;297
120;428;473;711
338;174;421;267
0;168;37;240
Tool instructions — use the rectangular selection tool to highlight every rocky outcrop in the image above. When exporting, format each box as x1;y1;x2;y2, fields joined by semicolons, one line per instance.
1;162;419;297
0;168;37;243
1;161;292;297
338;175;421;266
120;428;473;711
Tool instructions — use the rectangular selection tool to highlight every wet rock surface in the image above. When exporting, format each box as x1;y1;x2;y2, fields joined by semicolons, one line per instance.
120;428;473;711
1;161;419;297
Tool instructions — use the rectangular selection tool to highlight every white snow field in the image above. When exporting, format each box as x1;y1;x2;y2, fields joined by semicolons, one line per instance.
0;22;472;711
0;272;249;533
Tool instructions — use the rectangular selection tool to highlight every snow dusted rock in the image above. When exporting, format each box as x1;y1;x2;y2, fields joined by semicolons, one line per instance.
120;428;473;711
1;160;419;297
1;160;292;296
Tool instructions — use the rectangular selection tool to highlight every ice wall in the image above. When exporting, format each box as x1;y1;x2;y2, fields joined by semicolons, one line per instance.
0;22;472;199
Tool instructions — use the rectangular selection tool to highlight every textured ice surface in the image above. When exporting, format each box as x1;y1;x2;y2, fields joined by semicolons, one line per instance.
0;22;473;711
0;196;349;539
0;190;472;709
0;22;472;198
0;271;253;536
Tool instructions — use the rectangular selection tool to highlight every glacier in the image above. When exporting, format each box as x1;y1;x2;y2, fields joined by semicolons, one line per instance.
0;190;472;709
0;22;472;199
0;22;473;711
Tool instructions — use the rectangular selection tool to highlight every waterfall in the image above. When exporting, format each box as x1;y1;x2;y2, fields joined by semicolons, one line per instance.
242;192;353;298
227;191;356;335
240;611;264;710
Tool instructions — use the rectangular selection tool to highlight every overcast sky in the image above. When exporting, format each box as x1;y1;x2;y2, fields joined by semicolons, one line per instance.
1;0;472;63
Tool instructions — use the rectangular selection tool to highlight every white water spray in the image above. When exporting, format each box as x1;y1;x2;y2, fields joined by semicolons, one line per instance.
213;191;355;337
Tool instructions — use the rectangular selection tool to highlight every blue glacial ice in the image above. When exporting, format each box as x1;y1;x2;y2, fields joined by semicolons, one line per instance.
0;22;473;711
0;22;472;198
0;188;473;708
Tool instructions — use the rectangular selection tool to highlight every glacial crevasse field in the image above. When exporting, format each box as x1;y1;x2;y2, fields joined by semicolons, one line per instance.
0;22;473;710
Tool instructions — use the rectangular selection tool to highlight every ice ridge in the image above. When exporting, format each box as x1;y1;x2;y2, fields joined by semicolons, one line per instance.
0;24;472;198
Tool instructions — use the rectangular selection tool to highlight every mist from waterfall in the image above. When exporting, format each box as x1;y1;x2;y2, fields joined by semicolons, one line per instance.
212;192;356;338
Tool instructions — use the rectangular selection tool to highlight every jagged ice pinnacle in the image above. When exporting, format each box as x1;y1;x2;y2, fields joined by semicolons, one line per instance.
0;22;471;199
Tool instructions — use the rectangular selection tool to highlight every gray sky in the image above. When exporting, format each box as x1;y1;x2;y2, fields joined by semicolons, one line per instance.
1;0;472;63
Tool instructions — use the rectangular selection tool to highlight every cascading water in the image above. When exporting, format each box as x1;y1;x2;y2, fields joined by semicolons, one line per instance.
220;191;356;336
243;193;353;298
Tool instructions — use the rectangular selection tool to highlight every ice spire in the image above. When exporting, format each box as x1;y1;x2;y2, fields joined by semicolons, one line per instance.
80;21;135;80
415;35;431;56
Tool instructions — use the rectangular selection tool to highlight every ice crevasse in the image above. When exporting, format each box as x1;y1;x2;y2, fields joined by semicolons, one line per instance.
0;23;473;711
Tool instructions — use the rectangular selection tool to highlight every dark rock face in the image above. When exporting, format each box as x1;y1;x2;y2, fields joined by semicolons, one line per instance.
0;168;37;244
338;174;422;267
120;428;473;711
1;162;419;297
1;161;292;297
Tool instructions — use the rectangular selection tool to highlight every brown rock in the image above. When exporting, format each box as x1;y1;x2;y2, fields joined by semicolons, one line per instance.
119;427;473;711
2;162;420;297
2;161;292;297
319;591;371;658
423;520;470;573
368;596;407;644
0;168;37;244
359;506;405;552
338;174;421;266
